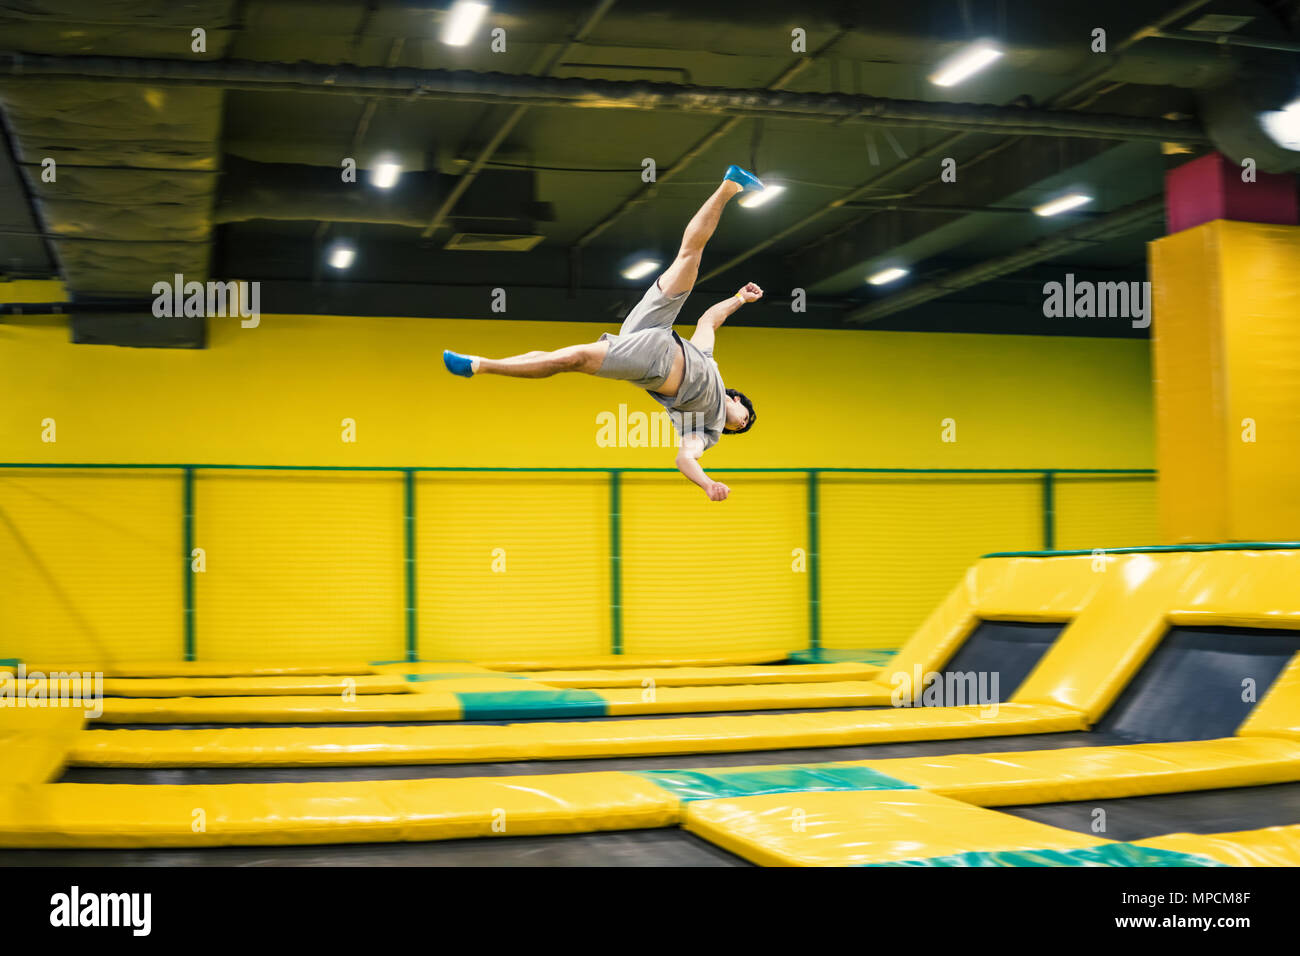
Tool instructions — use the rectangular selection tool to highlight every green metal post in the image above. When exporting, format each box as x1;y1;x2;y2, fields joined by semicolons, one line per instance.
807;469;821;657
182;467;196;661
1042;470;1056;551
404;469;417;662
610;469;623;655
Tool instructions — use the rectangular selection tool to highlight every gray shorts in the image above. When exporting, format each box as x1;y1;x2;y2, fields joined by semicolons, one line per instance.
594;280;690;389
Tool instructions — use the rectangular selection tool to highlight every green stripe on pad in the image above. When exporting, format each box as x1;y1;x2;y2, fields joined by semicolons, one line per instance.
865;845;1225;867
456;690;608;719
636;766;915;801
0;659;20;669
404;673;533;682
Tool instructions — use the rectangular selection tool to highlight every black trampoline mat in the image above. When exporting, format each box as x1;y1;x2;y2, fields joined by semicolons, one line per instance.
59;731;1129;785
936;620;1065;703
998;781;1300;843
0;828;750;868
1094;626;1300;742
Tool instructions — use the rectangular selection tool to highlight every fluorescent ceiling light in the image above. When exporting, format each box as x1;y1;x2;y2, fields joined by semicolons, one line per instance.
622;259;661;280
1260;97;1300;152
328;244;356;269
371;162;402;189
929;41;1003;87
1033;193;1093;217
442;1;489;46
739;184;785;208
867;267;908;286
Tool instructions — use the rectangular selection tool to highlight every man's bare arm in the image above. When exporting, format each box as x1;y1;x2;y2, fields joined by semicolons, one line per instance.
690;282;763;353
675;434;730;501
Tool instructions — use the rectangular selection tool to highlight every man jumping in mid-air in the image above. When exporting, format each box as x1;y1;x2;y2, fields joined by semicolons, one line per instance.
443;165;763;502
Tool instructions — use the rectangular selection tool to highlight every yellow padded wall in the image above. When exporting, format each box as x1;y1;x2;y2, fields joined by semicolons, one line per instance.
2;315;1153;469
819;475;1042;649
416;473;609;660
0;469;180;662
194;471;404;662
1053;475;1158;550
620;472;805;657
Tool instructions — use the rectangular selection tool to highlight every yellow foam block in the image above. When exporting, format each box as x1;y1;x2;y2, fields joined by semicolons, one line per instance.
93;693;462;724
71;703;1086;766
95;675;411;697
683;789;1106;866
17;661;376;678
861;737;1300;805
519;663;880;688
603;681;893;714
0;707;86;784
1135;825;1300;867
0;772;680;848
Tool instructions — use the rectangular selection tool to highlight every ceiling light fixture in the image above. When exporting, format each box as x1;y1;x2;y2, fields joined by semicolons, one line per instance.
371;161;402;189
929;40;1003;87
621;259;661;280
867;267;909;286
441;1;489;47
739;185;786;208
1033;193;1093;217
328;244;356;270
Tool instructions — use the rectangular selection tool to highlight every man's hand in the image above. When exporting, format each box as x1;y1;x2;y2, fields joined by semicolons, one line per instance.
705;481;731;502
736;282;763;303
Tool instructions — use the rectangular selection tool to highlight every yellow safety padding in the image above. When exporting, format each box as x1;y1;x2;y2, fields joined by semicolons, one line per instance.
1165;548;1300;629
859;737;1300;806
92;693;462;724
602;681;894;714
1238;649;1300;741
0;773;680;849
517;663;880;688
1011;552;1181;720
478;653;784;670
402;678;560;693
70;703;1086;766
92;675;412;697
682;789;1106;867
17;661;377;678
975;554;1106;620
0;707;86;784
1134;825;1300;867
374;663;501;676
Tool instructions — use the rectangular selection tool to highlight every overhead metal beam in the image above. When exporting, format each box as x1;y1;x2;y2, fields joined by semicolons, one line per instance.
0;53;1207;143
698;0;1217;284
573;29;848;249
421;0;617;238
843;196;1165;324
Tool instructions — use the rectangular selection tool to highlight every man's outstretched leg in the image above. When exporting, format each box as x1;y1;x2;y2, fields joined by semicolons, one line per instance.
444;343;607;379
654;165;764;300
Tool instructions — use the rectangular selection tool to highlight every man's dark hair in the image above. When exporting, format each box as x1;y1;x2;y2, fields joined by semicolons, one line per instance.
724;388;756;435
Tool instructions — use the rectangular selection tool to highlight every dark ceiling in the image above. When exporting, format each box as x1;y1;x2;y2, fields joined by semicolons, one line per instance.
2;0;1299;344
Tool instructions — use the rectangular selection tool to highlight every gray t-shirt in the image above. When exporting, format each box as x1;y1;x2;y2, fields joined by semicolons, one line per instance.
648;332;727;450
